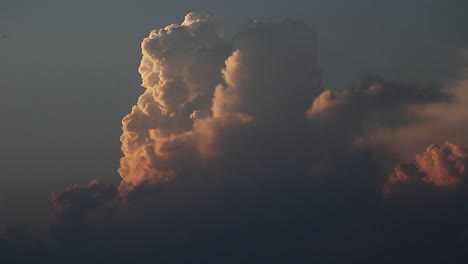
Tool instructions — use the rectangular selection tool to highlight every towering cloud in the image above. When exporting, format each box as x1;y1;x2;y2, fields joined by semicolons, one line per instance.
119;13;229;192
6;13;466;263
118;14;323;194
195;19;322;158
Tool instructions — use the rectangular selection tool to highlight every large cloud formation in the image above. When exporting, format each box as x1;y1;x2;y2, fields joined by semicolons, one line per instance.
3;13;468;263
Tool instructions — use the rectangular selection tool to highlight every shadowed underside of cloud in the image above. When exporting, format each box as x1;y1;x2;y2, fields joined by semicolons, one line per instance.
3;13;468;264
49;179;119;243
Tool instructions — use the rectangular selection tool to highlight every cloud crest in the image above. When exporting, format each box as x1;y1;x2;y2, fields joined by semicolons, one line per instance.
119;13;228;191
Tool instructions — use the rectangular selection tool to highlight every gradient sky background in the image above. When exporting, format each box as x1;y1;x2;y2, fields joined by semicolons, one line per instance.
1;0;467;230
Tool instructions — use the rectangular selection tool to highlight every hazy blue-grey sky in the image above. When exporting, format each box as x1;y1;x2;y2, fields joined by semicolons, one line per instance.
1;0;467;229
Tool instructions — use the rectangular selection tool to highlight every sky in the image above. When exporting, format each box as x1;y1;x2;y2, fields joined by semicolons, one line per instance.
1;0;468;263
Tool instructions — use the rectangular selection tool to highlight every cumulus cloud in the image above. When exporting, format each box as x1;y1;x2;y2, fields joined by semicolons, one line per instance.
417;142;468;187
60;13;466;216
195;20;321;158
47;13;327;247
384;142;468;194
119;14;323;195
119;13;229;191
12;13;467;263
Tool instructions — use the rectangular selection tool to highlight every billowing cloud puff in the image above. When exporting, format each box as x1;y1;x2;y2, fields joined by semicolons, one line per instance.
119;14;323;193
384;142;468;194
226;20;321;119
417;142;468;187
195;20;321;158
119;13;229;191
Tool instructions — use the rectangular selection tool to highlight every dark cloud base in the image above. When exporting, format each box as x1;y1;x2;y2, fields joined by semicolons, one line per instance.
3;186;468;263
3;150;468;263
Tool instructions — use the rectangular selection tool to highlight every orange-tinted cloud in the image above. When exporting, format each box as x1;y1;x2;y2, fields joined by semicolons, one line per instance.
119;14;322;194
384;141;468;194
118;13;228;191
